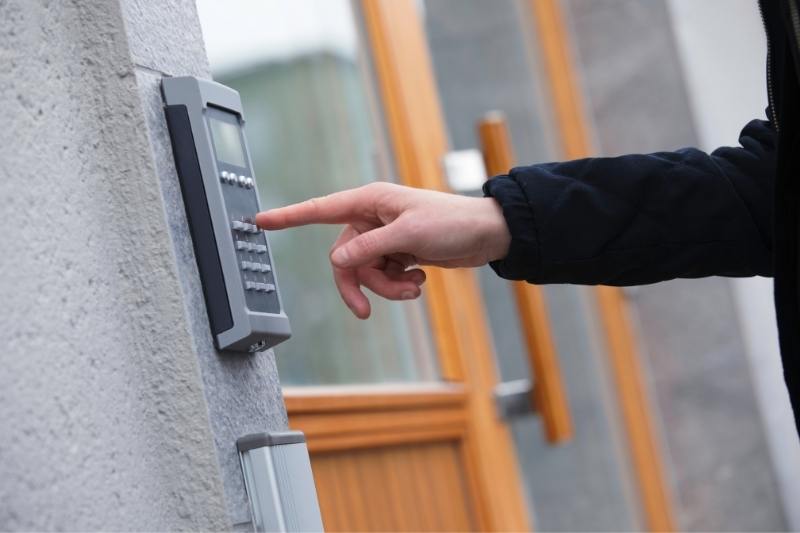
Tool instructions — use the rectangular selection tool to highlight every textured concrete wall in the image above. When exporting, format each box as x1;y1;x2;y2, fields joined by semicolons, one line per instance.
562;0;787;530
0;0;287;528
122;0;290;524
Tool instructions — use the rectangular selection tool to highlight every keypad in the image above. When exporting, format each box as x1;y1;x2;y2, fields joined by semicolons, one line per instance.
244;281;276;293
241;261;271;273
232;220;260;233
231;216;274;296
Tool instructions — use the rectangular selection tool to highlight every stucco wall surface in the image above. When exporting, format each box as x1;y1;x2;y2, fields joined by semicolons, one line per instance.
0;0;288;528
121;0;290;523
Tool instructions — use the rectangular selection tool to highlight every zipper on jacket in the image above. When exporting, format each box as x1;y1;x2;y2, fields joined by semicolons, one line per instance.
760;0;780;133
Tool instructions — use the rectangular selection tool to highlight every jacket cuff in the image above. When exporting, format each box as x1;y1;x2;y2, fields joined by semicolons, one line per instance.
482;175;540;281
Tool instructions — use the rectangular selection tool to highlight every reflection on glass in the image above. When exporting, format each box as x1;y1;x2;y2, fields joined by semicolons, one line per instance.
197;0;438;385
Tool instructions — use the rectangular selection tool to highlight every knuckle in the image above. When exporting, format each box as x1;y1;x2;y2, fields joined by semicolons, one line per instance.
402;218;425;241
354;231;378;256
306;196;322;216
365;181;400;200
365;181;390;193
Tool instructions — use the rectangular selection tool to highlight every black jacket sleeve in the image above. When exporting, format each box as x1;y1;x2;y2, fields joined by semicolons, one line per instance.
483;119;776;286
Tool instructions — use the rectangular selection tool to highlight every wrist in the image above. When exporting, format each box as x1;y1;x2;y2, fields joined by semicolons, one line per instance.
480;197;511;262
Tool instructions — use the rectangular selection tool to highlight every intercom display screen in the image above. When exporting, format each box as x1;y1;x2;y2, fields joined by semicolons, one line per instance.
209;116;246;167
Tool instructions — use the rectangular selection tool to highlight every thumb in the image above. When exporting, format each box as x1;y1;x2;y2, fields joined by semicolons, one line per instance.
331;222;413;268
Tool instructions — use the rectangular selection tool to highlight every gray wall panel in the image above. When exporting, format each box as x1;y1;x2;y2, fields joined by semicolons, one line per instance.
562;0;786;529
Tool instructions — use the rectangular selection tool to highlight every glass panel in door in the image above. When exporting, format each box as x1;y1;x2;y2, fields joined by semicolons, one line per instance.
197;0;438;386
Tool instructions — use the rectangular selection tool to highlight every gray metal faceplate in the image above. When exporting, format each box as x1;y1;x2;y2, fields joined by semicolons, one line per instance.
162;76;291;352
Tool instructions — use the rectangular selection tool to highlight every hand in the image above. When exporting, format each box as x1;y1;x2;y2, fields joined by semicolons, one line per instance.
255;182;510;319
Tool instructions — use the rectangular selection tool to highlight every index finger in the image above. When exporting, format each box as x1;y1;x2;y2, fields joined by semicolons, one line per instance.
255;188;367;230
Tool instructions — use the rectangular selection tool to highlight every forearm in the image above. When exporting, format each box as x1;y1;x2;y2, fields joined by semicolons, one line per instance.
484;120;775;286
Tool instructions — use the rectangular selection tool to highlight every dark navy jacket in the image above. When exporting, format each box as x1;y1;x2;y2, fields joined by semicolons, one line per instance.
484;0;800;435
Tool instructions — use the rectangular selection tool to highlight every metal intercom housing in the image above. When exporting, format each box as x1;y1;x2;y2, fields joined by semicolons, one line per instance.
162;76;291;353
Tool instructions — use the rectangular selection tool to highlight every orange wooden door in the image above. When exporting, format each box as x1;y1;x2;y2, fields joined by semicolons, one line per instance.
281;1;531;530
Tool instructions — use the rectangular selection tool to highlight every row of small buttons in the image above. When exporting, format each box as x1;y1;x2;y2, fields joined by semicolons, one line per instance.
242;261;271;273
220;171;254;188
231;220;259;233
236;241;267;254
245;281;275;293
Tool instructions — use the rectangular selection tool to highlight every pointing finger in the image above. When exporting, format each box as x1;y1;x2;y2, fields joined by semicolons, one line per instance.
256;187;371;230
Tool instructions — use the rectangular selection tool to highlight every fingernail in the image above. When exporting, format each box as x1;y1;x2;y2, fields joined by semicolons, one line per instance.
332;247;350;266
401;291;416;300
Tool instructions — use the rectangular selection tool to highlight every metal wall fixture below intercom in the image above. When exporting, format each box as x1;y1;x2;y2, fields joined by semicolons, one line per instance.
237;431;324;532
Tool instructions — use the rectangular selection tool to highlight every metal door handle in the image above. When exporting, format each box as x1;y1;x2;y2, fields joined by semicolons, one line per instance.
478;112;573;444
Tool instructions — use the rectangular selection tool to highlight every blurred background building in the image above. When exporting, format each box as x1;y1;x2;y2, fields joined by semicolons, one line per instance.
2;0;798;530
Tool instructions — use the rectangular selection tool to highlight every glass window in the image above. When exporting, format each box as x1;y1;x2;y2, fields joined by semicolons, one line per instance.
197;0;438;385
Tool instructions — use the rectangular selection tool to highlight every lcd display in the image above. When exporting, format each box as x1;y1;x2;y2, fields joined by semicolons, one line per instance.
209;116;246;167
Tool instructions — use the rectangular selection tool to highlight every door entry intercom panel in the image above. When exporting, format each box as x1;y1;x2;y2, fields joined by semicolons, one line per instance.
162;76;290;353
